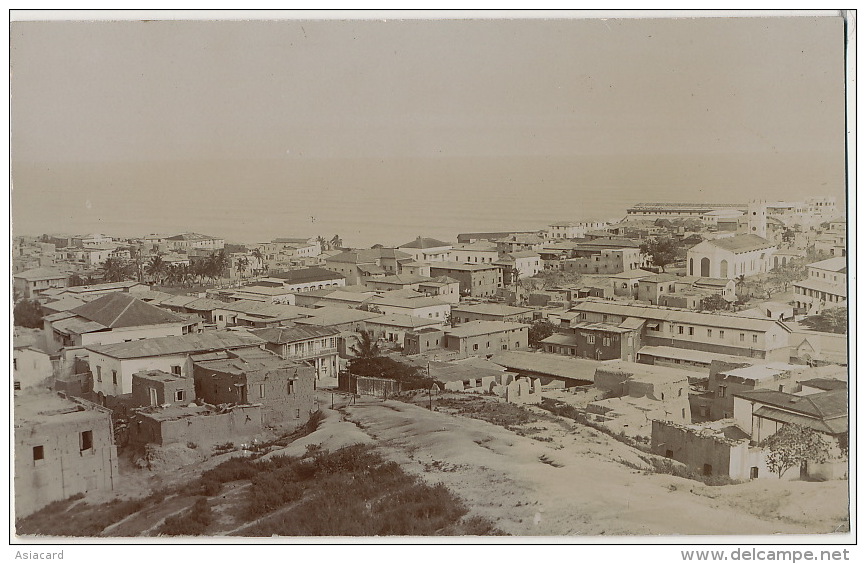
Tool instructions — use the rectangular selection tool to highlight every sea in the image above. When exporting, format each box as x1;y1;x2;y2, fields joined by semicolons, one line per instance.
10;154;846;249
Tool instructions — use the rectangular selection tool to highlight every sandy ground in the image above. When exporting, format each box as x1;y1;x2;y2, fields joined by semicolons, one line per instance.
341;398;849;537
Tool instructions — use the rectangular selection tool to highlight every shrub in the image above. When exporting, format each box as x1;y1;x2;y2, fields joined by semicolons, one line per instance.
158;498;213;536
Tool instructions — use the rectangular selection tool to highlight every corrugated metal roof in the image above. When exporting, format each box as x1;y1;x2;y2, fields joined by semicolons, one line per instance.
87;331;266;359
71;293;185;328
752;406;847;435
703;234;775;253
445;321;527;338
488;350;600;382
250;325;340;344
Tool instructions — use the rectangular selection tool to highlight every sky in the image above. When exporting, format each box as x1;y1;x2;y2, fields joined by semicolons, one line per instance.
9;14;848;244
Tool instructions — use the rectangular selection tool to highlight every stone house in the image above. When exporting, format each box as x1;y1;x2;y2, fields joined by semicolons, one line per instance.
131;370;196;407
14;391;118;518
192;348;316;425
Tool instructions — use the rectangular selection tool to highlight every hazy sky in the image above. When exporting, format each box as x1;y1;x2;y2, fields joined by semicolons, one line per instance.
9;15;848;243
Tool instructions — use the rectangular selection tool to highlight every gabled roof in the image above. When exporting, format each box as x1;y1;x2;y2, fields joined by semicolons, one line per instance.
370;273;432;285
193;348;299;375
326;248;412;264
429;262;502;272
250;325;340;344
420;276;460;286
294;307;381;327
488;351;599;382
87;330;266;359
42;297;87;313
606;269;656;279
368;295;449;309
399;236;452;249
166;232;219;241
70;293;185;329
65;280;144;293
366;313;445;329
700;234;775;253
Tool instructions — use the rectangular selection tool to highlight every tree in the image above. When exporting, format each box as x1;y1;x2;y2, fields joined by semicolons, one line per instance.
768;260;808;293
316;235;329;251
235;256;249;280
14;299;44;328
100;257;131;283
699;294;729;312
348;356;434;390
330;234;342;250
146;254;167;285
759;424;831;478
350;330;382;359
800;307;847;334
639;237;679;273
251;248;266;277
528;319;556;348
69;273;87;287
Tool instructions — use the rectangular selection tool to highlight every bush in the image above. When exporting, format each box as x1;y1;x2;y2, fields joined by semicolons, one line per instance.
13;299;43;328
157;498;213;536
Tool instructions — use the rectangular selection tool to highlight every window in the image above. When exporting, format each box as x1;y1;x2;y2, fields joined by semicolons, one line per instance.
13;358;17;370
718;385;727;398
739;333;745;342
96;366;102;382
665;449;673;459
703;464;713;476
14;381;21;391
259;384;266;398
688;327;694;336
603;337;610;347
33;445;44;462
175;390;185;402
750;467;759;479
502;344;508;350
752;334;758;344
80;430;93;452
678;326;684;335
171;365;182;376
587;335;595;345
112;371;118;385
719;330;725;338
707;329;712;338
473;344;479;351
287;380;294;394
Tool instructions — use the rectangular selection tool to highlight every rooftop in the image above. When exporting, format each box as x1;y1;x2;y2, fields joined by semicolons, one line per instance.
807;257;847;273
193;348;300;376
133;369;189;384
15;391;109;427
250;325;340;344
269;267;346;283
445;321;528;338
700;234;775;253
14;267;69;281
325;248;413;264
294;307;382;327
65;280;144;293
452;303;533;316
367;313;445;329
70;293;186;329
488;350;601;382
86;330;266;359
369;295;449;309
429;261;502;272
399;236;452;249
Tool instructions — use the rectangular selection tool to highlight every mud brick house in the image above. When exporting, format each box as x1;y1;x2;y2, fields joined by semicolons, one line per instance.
131;370;196;408
128;404;263;448
428;262;503;298
192;348;316;424
14;391;118;518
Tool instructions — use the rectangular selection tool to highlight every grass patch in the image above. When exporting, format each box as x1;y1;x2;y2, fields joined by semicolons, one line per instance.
157;498;213;536
436;396;540;428
621;456;741;487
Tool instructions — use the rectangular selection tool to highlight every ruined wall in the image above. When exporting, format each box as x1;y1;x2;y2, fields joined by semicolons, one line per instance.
128;405;264;447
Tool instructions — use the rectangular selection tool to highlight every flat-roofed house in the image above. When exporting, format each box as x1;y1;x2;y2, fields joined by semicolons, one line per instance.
443;321;529;358
192;348;316;424
567;299;792;362
451;303;534;325
365;294;451;321
268;267;346;292
14;267;70;299
14;391;118;518
428;262;503;298
448;241;500;265
324;248;414;284
85;330;266;398
417;276;461;304
792;257;847;314
44;293;198;354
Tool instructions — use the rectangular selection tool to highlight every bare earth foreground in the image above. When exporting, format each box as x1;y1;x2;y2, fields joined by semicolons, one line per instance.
339;399;848;536
17;395;848;538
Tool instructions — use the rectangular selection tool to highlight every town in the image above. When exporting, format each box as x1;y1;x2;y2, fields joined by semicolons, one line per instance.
12;196;849;536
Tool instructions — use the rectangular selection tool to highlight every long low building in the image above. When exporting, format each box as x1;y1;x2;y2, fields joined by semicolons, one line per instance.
488;350;601;386
565;299;792;362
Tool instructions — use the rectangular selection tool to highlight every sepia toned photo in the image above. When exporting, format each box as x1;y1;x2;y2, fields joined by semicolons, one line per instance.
9;10;853;544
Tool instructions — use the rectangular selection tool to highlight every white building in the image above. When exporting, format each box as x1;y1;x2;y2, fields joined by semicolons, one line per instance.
792;257;847;314
547;220;609;240
447;241;499;265
398;236;453;262
687;234;776;278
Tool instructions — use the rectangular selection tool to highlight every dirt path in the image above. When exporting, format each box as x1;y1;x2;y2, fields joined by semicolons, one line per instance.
343;399;847;536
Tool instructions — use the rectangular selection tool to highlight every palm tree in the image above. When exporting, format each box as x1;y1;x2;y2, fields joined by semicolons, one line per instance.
214;250;230;281
251;248;265;277
235;256;249;281
316;235;329;251
100;257;130;283
146;254;167;285
350;330;381;359
330;234;342;251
